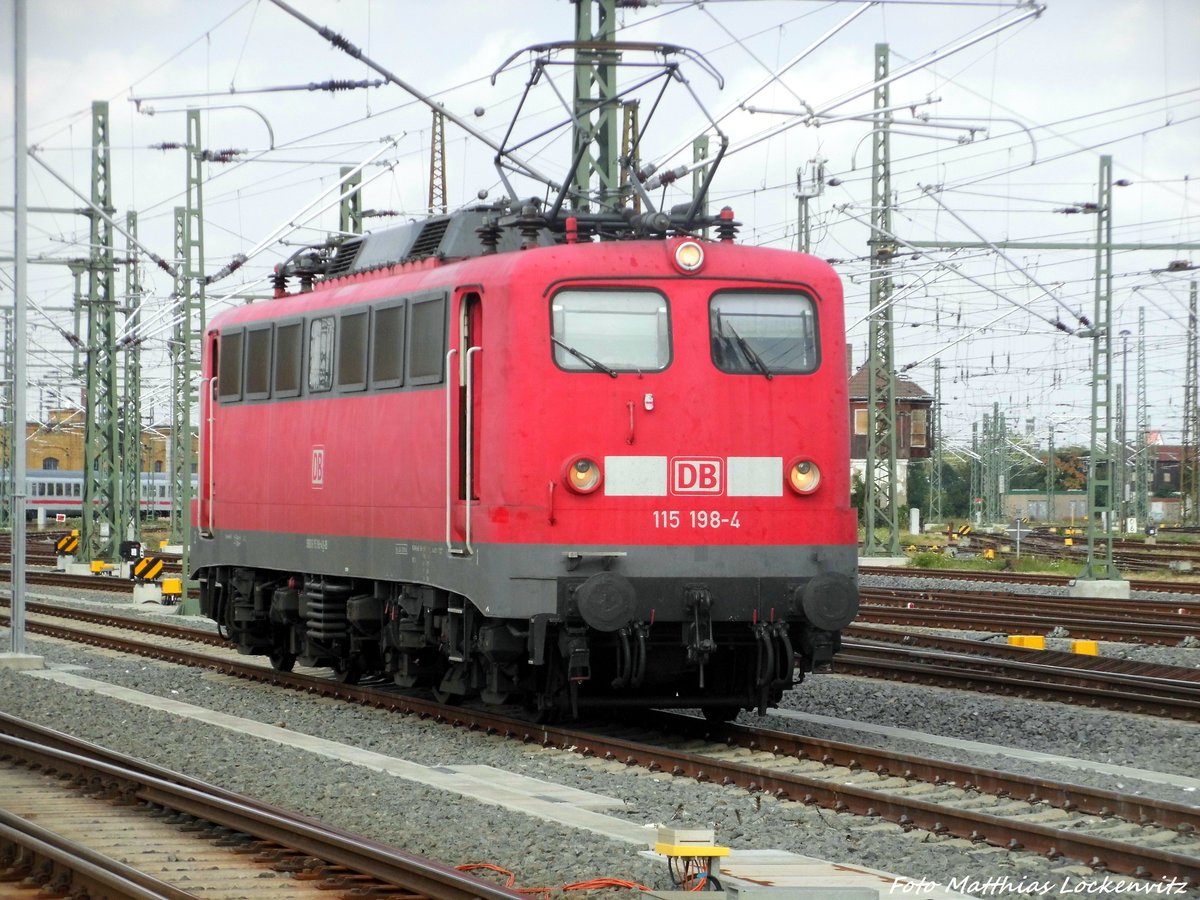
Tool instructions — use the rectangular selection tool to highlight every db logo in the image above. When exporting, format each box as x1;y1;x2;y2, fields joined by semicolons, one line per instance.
671;457;723;495
311;446;325;488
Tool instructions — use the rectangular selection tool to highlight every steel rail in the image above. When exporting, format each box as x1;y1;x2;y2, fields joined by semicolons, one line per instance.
857;605;1196;646
836;642;1200;721
13;597;1198;721
862;585;1200;619
0;808;195;899
657;712;1200;834
0;721;523;900
847;624;1200;683
860;566;1200;595
3;611;1197;887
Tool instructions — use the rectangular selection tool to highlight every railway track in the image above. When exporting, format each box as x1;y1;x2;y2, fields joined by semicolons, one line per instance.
926;532;1200;573
0;713;523;900
8;587;1200;719
862;564;1200;594
840;630;1200;720
1;566;195;597
858;586;1200;645
2;601;1198;888
849;624;1200;681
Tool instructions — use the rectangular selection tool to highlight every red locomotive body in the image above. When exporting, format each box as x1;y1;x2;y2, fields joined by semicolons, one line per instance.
194;207;859;718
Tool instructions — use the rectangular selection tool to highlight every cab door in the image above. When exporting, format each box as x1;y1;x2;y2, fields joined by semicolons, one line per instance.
448;290;482;555
198;331;220;537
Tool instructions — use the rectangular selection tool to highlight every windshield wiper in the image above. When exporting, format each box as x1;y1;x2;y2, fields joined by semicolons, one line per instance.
551;337;619;378
721;320;773;380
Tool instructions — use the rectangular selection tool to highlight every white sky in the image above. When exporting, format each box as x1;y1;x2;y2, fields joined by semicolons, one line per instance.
0;0;1197;452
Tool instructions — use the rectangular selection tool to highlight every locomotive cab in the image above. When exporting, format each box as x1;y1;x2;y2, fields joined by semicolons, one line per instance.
486;235;860;716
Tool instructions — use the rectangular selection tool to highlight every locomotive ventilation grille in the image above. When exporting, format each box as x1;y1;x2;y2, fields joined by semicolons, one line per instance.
325;237;364;277
408;218;451;259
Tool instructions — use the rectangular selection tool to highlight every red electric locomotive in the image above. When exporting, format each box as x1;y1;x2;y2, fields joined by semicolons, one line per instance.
193;201;859;719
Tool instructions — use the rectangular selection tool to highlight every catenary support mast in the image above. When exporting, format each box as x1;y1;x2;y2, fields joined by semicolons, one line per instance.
168;207;189;547
339;166;363;235
1184;282;1198;525
1080;156;1118;580
863;43;900;555
0;309;11;532
571;0;621;212
81;100;123;563
122;210;142;542
931;358;943;524
429;109;447;215
1135;307;1150;524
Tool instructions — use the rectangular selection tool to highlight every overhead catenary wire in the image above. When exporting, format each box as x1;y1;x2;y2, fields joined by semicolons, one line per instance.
265;0;564;201
2;2;1193;449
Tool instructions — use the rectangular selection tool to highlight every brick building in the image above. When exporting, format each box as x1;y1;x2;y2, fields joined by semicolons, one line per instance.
847;364;934;503
22;409;195;474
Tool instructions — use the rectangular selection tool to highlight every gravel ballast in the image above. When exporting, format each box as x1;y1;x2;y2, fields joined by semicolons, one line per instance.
1;584;1198;899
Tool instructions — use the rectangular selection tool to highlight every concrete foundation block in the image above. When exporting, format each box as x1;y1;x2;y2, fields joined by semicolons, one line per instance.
1067;579;1131;600
0;653;45;670
133;582;164;604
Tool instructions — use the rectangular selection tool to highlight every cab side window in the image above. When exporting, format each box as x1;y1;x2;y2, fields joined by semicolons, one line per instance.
218;330;244;401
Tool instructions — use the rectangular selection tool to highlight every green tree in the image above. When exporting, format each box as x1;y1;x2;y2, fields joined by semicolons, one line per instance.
907;460;929;516
850;470;865;523
942;458;971;518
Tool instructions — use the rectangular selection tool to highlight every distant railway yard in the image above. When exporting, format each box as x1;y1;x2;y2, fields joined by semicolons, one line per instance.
1;531;1198;899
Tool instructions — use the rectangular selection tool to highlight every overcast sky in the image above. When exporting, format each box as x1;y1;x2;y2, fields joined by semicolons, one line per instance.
1;0;1197;453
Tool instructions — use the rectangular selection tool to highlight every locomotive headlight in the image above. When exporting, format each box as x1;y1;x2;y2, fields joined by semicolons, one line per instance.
565;456;603;494
787;458;821;494
673;240;705;273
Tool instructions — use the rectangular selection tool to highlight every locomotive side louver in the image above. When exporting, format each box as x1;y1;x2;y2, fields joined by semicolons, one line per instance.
408;218;451;259
325;237;364;277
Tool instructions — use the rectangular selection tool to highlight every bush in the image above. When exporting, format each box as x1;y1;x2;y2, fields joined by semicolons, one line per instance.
910;551;944;568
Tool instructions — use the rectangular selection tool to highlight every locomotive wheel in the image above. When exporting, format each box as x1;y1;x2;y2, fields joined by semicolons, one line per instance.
523;698;561;724
479;688;510;706
701;705;740;723
431;685;462;705
334;660;362;685
268;650;296;672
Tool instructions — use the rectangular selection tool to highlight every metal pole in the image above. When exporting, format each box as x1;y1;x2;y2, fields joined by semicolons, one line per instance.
176;111;206;614
1080;155;1117;580
80;100;122;563
1115;381;1125;529
571;0;620;212
981;411;992;522
0;310;11;533
428;110;446;216
1119;328;1131;529
1184;282;1198;525
1047;426;1056;523
1135;307;1150;524
11;0;29;654
339;166;363;235
863;43;900;556
168;207;188;547
970;421;980;524
931;358;943;523
123;211;142;543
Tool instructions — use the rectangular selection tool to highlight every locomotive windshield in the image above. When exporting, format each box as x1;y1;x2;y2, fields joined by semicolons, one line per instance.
551;289;670;373
710;291;819;376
